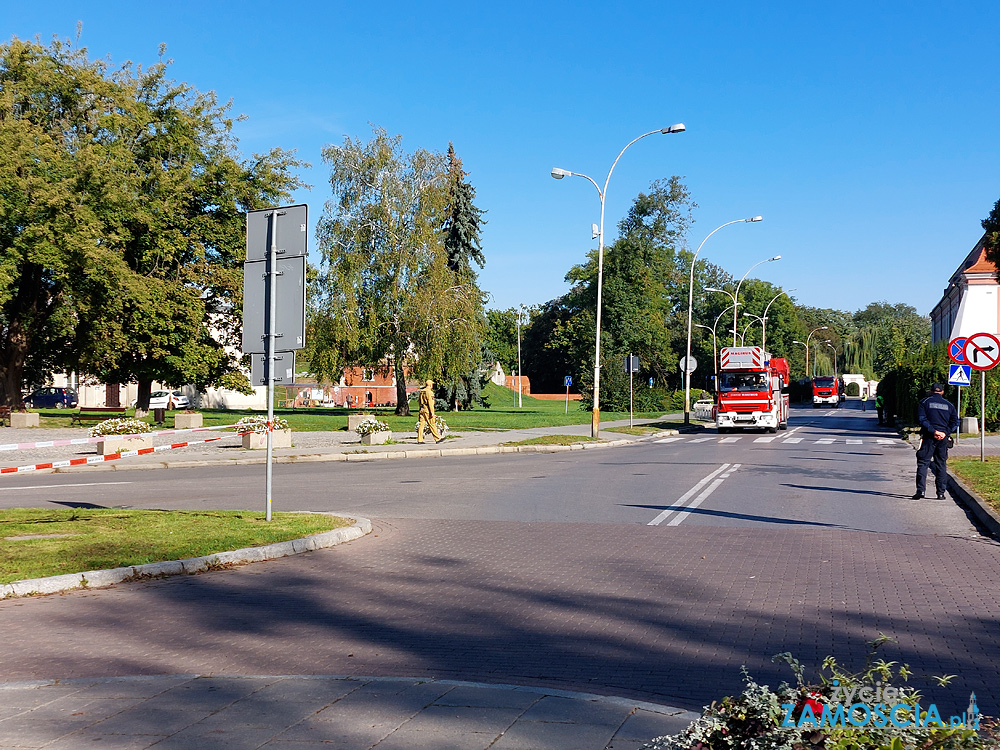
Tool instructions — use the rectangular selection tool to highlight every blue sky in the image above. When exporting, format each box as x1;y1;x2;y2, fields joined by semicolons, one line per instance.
6;2;1000;318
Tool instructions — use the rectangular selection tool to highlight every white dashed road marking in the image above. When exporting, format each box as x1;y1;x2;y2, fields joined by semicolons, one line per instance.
648;463;739;527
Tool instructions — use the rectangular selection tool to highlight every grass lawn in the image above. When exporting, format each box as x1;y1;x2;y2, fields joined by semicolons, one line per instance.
26;383;675;434
0;508;346;585
501;435;605;447
950;457;1000;513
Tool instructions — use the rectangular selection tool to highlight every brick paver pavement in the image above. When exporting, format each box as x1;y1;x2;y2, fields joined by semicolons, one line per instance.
2;519;998;718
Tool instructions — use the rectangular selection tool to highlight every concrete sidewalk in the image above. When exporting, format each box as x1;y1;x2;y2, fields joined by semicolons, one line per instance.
0;675;698;749
0;417;704;748
0;415;685;475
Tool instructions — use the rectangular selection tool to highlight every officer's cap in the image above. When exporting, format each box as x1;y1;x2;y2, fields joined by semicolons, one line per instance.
932;383;945;393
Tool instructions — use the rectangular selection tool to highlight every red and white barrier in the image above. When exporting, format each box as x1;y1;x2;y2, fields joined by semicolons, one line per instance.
0;424;240;453
0;435;236;475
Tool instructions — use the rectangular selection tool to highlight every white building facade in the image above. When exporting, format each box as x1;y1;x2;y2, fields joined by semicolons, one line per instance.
931;234;1000;343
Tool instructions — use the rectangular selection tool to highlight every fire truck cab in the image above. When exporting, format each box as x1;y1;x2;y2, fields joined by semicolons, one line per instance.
715;347;790;433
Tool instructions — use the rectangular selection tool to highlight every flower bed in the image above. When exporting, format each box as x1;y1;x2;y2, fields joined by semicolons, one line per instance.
235;415;289;435
88;418;153;438
354;417;390;436
642;643;996;750
413;415;448;436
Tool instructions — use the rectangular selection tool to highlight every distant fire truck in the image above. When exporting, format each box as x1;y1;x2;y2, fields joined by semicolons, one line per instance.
811;376;842;407
715;346;790;433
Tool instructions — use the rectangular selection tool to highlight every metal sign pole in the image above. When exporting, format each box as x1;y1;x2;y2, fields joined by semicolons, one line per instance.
956;386;961;446
982;373;986;463
265;210;280;521
629;353;634;428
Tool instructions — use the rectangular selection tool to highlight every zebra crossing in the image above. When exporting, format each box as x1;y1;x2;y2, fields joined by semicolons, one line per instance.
654;435;900;446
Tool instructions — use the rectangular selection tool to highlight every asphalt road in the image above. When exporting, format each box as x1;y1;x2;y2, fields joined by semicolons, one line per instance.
0;404;978;535
1;403;998;717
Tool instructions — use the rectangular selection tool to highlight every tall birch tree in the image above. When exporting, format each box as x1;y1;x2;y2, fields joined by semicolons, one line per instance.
312;128;447;415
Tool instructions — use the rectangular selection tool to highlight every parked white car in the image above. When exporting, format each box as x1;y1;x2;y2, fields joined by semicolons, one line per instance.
143;391;190;410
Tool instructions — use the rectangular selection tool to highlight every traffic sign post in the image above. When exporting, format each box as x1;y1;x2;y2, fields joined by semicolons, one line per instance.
564;376;572;414
961;332;1000;462
624;355;640;427
948;365;972;446
949;337;967;364
948;364;971;386
962;333;1000;371
243;205;308;520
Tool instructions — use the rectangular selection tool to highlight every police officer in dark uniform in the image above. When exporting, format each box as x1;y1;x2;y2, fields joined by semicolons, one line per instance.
913;383;960;500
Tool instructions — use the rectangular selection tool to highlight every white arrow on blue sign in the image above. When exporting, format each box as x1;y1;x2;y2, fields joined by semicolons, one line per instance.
564;376;573;387
948;364;971;386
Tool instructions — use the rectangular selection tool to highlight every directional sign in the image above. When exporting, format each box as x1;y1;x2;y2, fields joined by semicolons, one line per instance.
962;332;1000;371
948;364;971;386
949;337;967;364
246;204;308;262
564;376;573;387
251;351;296;386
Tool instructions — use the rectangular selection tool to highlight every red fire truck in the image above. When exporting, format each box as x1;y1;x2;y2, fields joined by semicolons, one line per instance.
811;376;841;408
715;346;790;433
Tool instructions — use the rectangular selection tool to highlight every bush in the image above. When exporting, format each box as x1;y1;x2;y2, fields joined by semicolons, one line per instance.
89;418;153;438
642;640;995;750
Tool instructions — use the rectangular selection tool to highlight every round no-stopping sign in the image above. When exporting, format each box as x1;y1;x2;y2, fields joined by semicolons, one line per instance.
962;332;1000;371
949;337;967;364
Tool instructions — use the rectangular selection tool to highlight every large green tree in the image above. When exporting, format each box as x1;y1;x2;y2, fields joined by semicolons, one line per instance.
0;36;303;408
529;177;695;409
0;36;119;406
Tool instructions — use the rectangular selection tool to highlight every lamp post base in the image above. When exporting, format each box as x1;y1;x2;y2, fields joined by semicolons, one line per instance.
591;407;600;438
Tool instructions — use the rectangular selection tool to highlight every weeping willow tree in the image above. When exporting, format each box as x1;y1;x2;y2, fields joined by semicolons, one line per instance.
842;303;929;379
843;328;877;378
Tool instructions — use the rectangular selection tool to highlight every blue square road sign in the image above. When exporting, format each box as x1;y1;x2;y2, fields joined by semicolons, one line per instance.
948;364;971;386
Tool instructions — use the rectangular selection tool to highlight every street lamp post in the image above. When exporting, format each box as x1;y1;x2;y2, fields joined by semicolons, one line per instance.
758;288;795;352
516;304;526;408
732;256;781;345
698;303;738;376
791;340;808;382
551;123;686;437
825;341;838;376
742;313;764;345
705;285;742;344
694;323;716;381
803;326;828;379
683;216;762;425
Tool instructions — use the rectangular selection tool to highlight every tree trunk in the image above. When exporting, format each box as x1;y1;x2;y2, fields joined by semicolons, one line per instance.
0;357;26;409
0;315;32;408
394;357;410;416
134;378;153;416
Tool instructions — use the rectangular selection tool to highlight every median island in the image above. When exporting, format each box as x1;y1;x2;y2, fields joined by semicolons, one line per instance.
0;508;347;585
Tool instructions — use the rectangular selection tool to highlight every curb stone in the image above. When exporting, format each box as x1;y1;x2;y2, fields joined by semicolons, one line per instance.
948;474;1000;539
0;514;372;600
31;423;665;476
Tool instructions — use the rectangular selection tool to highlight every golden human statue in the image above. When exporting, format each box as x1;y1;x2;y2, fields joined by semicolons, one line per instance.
417;379;444;443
